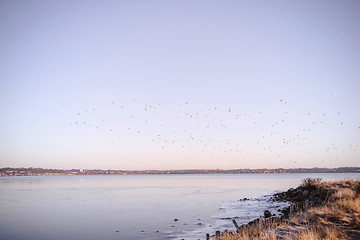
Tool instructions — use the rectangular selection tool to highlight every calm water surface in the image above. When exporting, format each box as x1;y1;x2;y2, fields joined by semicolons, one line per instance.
0;173;359;240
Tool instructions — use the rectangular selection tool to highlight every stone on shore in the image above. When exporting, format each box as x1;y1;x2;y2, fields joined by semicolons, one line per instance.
264;210;272;218
302;190;309;197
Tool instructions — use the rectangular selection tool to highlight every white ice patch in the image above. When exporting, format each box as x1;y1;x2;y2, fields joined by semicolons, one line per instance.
169;193;289;240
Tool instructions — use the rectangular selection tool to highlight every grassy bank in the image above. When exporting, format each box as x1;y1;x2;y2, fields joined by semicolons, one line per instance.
218;179;360;240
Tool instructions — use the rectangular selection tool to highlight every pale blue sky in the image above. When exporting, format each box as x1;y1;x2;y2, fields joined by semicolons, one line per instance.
1;0;359;170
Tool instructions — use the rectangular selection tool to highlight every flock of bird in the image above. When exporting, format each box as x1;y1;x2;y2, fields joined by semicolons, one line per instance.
70;97;359;164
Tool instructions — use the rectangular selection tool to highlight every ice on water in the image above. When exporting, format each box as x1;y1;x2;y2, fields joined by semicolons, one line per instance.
170;194;289;240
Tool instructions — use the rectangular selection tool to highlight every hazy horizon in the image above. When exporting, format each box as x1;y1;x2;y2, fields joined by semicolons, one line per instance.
1;1;359;170
2;166;360;171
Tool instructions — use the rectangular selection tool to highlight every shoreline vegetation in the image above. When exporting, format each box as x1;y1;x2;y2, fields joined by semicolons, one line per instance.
1;167;359;176
210;178;360;240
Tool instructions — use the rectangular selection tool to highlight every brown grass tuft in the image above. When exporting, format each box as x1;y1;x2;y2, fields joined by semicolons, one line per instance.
283;226;348;240
332;188;356;200
301;178;322;191
338;198;360;214
307;204;356;225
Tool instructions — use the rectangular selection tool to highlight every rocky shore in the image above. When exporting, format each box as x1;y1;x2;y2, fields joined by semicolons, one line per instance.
209;178;360;240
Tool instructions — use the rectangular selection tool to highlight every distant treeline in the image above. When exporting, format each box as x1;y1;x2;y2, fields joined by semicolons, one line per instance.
1;167;359;176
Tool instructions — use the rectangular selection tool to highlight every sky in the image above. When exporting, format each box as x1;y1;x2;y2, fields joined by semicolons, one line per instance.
0;0;359;170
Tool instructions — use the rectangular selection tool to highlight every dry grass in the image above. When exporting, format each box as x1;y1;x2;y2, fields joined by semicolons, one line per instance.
289;214;300;226
220;219;282;240
338;198;360;214
322;179;359;190
221;228;277;240
221;225;347;240
220;179;360;240
308;205;348;223
284;226;348;240
332;188;356;200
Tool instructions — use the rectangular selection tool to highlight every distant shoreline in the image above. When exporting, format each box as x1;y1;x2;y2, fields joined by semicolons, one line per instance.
1;167;359;177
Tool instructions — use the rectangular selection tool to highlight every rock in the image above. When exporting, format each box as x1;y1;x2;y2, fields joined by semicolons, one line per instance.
303;190;309;197
173;218;179;222
264;210;272;218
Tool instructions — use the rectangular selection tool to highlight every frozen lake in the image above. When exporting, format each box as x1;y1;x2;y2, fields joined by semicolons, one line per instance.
0;173;359;240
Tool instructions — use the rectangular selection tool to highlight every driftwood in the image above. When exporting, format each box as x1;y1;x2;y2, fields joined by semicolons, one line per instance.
232;219;240;233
